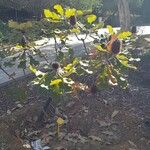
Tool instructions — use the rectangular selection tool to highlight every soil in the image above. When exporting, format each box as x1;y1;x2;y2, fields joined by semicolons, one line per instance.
0;38;150;150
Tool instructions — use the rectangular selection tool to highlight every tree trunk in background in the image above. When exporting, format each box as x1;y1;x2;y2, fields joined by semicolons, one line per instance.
117;0;130;31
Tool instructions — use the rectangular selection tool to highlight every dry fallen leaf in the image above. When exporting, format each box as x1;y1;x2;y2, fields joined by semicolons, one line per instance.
111;110;119;118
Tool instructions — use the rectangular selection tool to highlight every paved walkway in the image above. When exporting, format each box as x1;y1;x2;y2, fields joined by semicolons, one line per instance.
0;26;150;86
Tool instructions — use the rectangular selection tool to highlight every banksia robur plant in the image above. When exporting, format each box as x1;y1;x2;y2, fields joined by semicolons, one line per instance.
70;16;76;26
111;39;121;55
52;62;60;70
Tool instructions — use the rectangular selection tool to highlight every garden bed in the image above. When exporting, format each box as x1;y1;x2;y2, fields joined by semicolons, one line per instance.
1;48;150;150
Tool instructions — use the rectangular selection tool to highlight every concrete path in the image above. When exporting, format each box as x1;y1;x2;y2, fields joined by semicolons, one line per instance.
0;26;150;86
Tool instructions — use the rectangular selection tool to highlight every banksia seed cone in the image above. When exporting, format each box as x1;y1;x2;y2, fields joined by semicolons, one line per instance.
52;62;60;70
111;39;121;55
70;16;76;26
131;26;137;34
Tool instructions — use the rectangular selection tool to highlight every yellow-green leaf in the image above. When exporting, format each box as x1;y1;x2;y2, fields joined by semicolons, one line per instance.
44;9;60;20
50;79;62;86
107;25;114;35
116;54;137;70
116;53;129;61
44;9;53;18
117;31;132;39
29;65;37;74
95;45;107;52
70;28;80;33
77;10;83;16
54;4;64;16
57;117;64;125
65;8;76;18
87;15;97;24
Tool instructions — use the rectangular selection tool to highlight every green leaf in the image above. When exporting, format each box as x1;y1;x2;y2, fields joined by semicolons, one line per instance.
92;22;104;31
54;4;64;16
107;25;114;35
116;54;137;69
29;55;39;66
18;60;26;69
87;15;97;24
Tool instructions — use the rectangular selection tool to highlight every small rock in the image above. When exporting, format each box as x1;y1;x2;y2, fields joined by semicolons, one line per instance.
54;146;66;150
89;135;102;142
17;104;23;108
7;110;11;115
102;131;114;136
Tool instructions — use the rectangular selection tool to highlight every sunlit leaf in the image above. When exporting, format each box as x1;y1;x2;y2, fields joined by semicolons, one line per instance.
77;10;83;16
29;65;37;74
70;28;80;33
87;15;97;24
117;31;132;39
15;44;23;49
44;9;53;18
95;45;107;52
50;79;62;86
116;54;137;69
116;53;129;62
65;8;76;18
57;117;64;125
107;25;114;35
54;4;64;15
44;9;60;20
72;58;79;65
